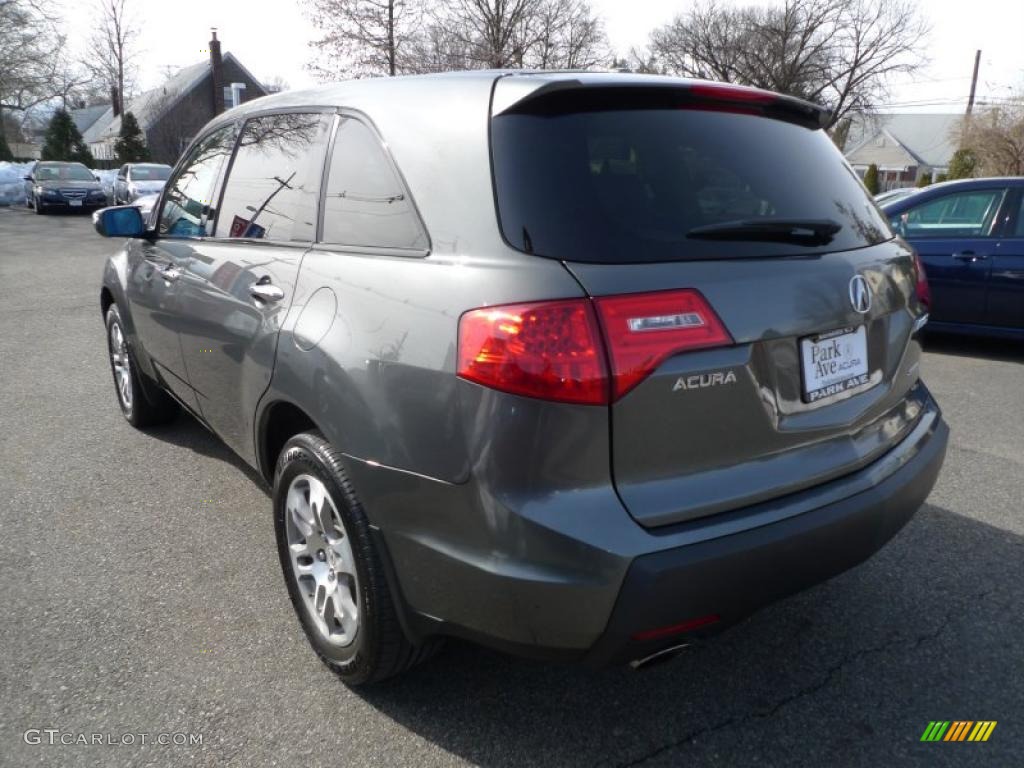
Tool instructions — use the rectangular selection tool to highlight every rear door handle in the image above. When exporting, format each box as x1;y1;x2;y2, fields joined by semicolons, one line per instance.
249;276;285;303
953;251;988;262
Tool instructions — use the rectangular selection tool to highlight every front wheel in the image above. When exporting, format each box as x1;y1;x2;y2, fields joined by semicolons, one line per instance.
105;305;179;427
33;195;45;214
273;432;439;685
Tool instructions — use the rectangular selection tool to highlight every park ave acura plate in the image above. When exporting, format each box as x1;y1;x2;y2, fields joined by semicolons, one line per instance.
800;325;871;403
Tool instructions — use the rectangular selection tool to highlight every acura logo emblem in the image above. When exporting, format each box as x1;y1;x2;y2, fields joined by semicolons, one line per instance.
849;275;871;314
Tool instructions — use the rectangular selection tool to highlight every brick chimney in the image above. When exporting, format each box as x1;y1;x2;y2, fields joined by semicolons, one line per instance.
111;86;121;117
210;28;225;114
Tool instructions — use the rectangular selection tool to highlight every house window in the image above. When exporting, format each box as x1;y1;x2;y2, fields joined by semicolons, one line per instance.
223;82;247;110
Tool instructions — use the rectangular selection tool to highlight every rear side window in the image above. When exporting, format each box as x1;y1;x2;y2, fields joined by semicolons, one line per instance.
898;189;1004;238
159;125;236;237
491;98;891;262
216;113;332;242
321;117;427;250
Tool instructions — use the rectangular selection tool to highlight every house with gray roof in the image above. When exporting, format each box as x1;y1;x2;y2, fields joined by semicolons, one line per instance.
843;113;963;191
84;30;267;165
70;104;111;137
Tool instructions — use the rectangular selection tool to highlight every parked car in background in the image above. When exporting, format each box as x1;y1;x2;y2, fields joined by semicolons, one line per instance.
882;177;1024;338
132;192;160;219
113;163;172;204
874;187;918;206
93;72;946;685
23;161;108;214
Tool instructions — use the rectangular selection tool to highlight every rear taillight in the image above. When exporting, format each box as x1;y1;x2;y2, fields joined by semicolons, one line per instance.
457;299;608;405
912;251;931;310
457;290;732;404
594;289;732;400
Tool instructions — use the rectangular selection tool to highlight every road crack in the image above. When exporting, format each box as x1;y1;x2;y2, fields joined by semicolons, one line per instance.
612;587;995;768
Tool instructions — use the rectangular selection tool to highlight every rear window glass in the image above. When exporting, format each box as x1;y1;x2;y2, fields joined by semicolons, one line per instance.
130;165;171;181
491;102;891;262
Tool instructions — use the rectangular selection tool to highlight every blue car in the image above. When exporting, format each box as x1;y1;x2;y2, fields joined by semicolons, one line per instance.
881;177;1024;339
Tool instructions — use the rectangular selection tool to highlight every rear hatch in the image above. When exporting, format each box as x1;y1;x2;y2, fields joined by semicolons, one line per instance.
490;76;930;527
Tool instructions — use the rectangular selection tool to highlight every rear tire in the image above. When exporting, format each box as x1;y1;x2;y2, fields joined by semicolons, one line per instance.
273;431;440;685
104;305;179;427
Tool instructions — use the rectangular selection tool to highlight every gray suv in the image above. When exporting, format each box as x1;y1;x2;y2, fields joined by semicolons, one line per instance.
94;72;948;685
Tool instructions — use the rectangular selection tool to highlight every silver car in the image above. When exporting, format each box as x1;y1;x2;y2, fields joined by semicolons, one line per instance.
93;72;947;685
112;163;172;204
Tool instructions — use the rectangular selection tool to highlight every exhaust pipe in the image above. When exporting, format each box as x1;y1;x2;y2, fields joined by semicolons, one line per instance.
629;642;690;670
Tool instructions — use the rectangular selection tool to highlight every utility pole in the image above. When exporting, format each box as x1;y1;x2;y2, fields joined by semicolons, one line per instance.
966;49;981;115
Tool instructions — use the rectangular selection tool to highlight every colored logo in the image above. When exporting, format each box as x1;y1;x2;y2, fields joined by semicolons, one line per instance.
920;721;997;742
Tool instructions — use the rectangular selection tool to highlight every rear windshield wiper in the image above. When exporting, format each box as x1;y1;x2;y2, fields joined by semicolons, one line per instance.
686;218;842;245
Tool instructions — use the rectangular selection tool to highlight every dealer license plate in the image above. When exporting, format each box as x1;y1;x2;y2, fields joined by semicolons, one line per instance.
799;326;871;403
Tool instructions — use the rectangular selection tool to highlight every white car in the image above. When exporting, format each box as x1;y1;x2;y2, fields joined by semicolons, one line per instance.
113;163;172;204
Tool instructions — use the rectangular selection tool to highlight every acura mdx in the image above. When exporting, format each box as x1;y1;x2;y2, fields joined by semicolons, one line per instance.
94;72;948;684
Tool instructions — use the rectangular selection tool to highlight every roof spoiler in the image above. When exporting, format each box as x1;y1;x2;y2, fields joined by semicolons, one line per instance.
492;77;831;130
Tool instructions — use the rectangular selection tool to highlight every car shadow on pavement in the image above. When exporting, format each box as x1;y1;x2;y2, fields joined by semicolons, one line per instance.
352;504;1022;767
922;332;1024;363
141;415;270;493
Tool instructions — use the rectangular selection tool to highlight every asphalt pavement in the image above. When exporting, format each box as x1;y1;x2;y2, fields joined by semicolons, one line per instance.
1;205;1021;767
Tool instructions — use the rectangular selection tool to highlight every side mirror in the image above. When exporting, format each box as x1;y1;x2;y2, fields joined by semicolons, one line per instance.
23;175;32;181
93;206;146;238
94;174;102;182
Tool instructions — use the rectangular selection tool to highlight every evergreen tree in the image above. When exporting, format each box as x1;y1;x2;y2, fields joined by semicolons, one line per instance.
0;130;13;162
916;171;932;188
863;163;880;195
114;112;149;163
70;136;95;167
42;108;94;165
946;148;978;180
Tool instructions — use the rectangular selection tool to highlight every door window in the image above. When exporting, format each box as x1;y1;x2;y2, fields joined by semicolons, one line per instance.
897;189;1004;238
1013;194;1024;237
215;113;332;242
321;117;427;250
158;125;236;238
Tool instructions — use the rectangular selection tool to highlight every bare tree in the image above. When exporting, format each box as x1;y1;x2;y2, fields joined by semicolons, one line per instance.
528;0;610;70
83;0;139;115
264;76;291;94
306;0;610;78
443;0;543;68
409;0;609;72
0;0;72;114
647;0;929;128
305;0;423;79
958;100;1024;176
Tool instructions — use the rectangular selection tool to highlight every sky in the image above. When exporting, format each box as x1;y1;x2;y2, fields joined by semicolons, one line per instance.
60;0;1024;114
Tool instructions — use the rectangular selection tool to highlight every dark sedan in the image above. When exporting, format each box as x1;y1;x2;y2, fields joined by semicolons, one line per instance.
24;161;109;214
882;177;1024;338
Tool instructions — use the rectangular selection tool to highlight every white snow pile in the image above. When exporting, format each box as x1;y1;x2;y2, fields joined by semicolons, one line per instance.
93;168;118;198
0;161;33;206
0;162;120;205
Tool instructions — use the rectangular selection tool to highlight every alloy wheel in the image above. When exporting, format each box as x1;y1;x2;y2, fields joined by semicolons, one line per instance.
285;474;360;646
108;320;133;410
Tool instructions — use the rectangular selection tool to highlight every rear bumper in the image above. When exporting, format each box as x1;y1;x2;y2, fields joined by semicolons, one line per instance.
584;409;948;665
364;392;947;664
